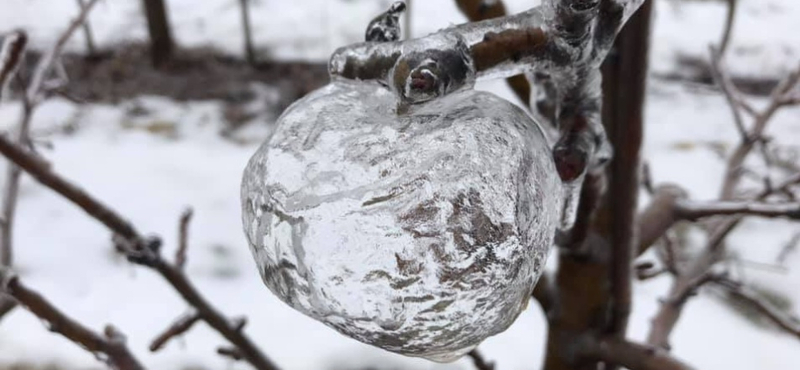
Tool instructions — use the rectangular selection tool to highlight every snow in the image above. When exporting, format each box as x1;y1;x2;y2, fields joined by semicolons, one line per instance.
0;0;799;369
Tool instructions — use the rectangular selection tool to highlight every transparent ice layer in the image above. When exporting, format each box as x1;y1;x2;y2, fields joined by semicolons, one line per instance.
241;81;561;361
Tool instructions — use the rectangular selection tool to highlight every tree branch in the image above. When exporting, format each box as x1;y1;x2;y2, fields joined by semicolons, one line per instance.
0;31;27;101
585;338;698;370
175;207;193;270
467;349;495;370
0;268;144;370
674;200;800;221
149;310;201;352
712;277;800;340
0;134;280;370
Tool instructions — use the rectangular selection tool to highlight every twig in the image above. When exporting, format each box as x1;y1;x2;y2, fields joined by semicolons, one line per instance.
585;337;697;370
218;346;245;361
0;135;281;370
712;277;800;340
718;0;737;57
175;207;193;269
27;0;101;104
467;349;495;370
674;200;800;221
709;46;747;141
720;63;800;200
776;231;800;265
149;310;201;352
75;0;97;55
0;268;144;370
0;31;27;101
239;0;256;65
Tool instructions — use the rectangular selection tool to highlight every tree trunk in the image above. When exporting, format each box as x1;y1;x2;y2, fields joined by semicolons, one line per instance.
543;1;654;369
142;0;174;66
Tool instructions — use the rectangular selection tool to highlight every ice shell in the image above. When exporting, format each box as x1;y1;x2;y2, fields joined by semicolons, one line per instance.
241;80;561;361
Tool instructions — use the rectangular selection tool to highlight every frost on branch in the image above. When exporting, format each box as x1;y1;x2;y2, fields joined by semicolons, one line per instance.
241;0;646;362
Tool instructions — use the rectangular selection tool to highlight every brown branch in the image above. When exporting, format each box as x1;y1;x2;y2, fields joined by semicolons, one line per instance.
0;269;144;370
218;346;245;361
239;0;256;65
0;31;27;101
776;231;800;265
467;349;495;370
455;0;531;105
674;200;800;221
75;0;97;55
712;278;800;340
532;272;556;316
709;46;747;141
584;338;698;370
175;207;193;269
718;0;737;57
637;185;688;256
149;310;201;352
27;0;100;104
0;135;280;370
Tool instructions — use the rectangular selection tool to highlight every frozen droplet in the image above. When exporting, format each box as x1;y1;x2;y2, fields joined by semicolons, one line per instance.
241;81;561;361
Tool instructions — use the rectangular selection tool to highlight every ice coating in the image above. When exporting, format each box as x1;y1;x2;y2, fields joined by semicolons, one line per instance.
241;81;562;361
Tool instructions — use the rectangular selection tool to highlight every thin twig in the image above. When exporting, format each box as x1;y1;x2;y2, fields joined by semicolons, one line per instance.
776;231;800;265
175;207;193;269
0;268;144;370
709;46;747;141
585;337;697;370
27;0;101;104
467;349;495;370
239;0;256;65
675;200;800;221
149;310;201;352
75;0;97;55
0;31;27;101
712;277;800;340
718;0;737;57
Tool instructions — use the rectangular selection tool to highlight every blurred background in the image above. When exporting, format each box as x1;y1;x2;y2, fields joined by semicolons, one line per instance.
0;0;798;369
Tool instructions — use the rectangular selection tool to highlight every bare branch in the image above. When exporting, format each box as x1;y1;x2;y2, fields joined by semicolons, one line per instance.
0;135;280;370
175;207;193;269
149;310;201;352
585;338;697;370
776;231;800;265
675;200;800;221
218;346;245;361
75;0;97;55
0;31;27;101
712;277;800;340
0;268;144;370
637;185;688;256
27;0;101;104
717;0;738;57
467;349;495;370
709;46;747;141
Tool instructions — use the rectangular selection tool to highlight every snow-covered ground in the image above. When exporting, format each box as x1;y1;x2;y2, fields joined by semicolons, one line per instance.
0;0;799;369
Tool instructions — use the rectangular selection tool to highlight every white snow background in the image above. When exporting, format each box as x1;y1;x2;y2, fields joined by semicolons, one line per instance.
0;0;799;369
